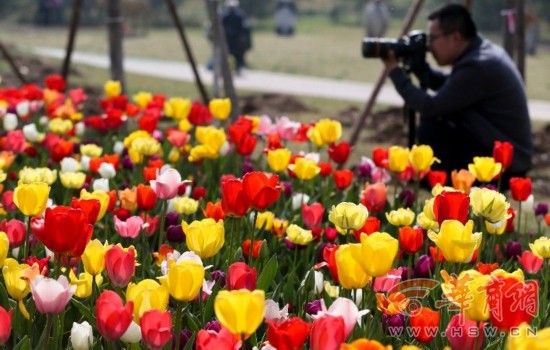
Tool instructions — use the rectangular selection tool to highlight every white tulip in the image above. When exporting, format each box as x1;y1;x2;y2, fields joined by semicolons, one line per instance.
74;121;86;137
70;321;93;350
60;157;82;173
218;141;231;156
3;113;18;131
39;115;49;126
16;101;30;116
92;178;110;192
291;192;310;211
98;163;116;179
80;155;90;172
113;141;125;155
120;321;141;344
22;123;44;142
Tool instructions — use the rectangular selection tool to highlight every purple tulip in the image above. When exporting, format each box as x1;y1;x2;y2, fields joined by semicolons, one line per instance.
211;270;226;288
166;225;185;243
171;329;193;350
398;189;415;208
414;254;435;279
165;211;180;228
305;300;323;315
505;241;522;259
534;203;548;218
382;313;406;336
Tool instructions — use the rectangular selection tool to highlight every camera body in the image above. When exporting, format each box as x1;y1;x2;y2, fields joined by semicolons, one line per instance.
362;30;427;69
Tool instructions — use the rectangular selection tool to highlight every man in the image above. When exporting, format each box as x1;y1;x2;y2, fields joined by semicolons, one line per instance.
222;0;251;73
383;3;533;182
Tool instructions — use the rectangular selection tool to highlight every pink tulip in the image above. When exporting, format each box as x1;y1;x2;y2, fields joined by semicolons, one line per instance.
31;276;76;315
0;218;26;247
519;250;544;274
373;268;403;293
302;202;325;229
166;129;190;148
313;297;369;339
114;216;144;239
0;306;12;345
140;309;172;350
150;168;186;200
446;313;484;350
1;191;16;213
105;245;136;288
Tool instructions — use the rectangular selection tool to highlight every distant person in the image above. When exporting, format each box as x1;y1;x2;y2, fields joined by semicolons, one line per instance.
364;0;390;37
382;3;533;183
275;0;297;36
221;0;251;73
525;7;539;55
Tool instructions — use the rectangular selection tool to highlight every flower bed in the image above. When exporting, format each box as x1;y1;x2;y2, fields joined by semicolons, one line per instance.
0;75;549;349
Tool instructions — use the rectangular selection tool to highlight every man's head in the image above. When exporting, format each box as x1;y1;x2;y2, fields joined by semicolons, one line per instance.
427;4;477;66
226;0;239;7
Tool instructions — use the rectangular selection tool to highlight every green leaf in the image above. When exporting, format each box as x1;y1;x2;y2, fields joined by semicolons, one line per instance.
204;280;222;322
484;336;505;350
0;281;9;308
70;299;93;325
186;312;201;332
257;254;278;292
13;335;31;350
183;333;196;350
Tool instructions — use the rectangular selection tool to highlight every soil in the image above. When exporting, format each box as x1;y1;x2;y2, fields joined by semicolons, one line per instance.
2;50;550;197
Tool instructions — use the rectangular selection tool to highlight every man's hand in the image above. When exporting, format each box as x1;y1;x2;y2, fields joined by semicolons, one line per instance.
382;50;399;72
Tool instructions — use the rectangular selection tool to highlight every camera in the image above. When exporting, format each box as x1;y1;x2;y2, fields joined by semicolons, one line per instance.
362;30;427;69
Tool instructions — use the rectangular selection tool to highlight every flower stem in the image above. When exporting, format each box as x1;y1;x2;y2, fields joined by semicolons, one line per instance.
158;199;168;250
174;301;184;350
23;217;32;260
249;210;258;262
42;314;53;350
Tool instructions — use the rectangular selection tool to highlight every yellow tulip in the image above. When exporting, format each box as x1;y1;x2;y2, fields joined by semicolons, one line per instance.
182;218;225;259
209;98;231;121
104;80;121;98
468;157;502;183
80;144;103;158
441;269;491;321
328;202;369;234
255;211;274;231
267;148;292;173
131;137;162;157
164;97;191;120
0;231;8;267
385;208;415;227
505;323;550;350
188;144;219;162
530;237;550;258
173;197;199;215
307;119;342;147
360;232;398;277
485;219;507;235
60;172;87;189
19;167;57;184
491;268;525;282
133;91;152;108
214;289;265;339
285;224;313;246
388;146;410;173
428;220;482;263
124;130;152;149
469;188;510;223
128;147;144;165
416;198;439;231
2;258;31;318
335;244;371;289
178;118;193;132
127;279;170;322
80;189;110;221
158;259;204;302
81;239;109;276
246;115;260;133
287;158;320;181
69;270;97;299
195;126;227;150
271;218;289;238
13;181;50;216
168;147;181;163
451;169;476;193
48;118;73;135
409;144;439;172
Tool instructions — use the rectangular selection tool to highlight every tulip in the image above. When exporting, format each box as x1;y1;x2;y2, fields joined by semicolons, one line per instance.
446;313;484;350
266;317;312;350
114;216;144;239
385;208;415;227
118;187;138;211
70;198;101;225
0;219;26;247
333;169;354;190
31;275;76;314
468;157;502;183
341;339;392;350
360;183;387;213
428;220;482;263
196;327;242;350
427;170;447;188
302;202;324;229
353;216;381;241
19;167;57;185
288;157;321;180
328;141;352;164
242;172;281;211
315;297;369;338
126;279;169;322
150;168;186;200
469;187;510;223
509;177;532;201
214;289;265;339
398;226;424;253
70;321;93;350
95;290;134;341
60;171;86;189
505;323;550;349
408;307;440;343
328;202;369;235
310;314;346;350
335;244;371;289
68;270;95;299
492;141;514;169
307;119;342;147
35;206;94;257
409;144;439;173
136;184;157;211
286;224;313;246
254;211;274;231
13;181;50;216
519;250;544;274
81;239;108;276
267;148;292;173
451;169;476;193
0;306;12;346
104;245;136;288
159;259;204;301
0;232;8;267
2;259;31;318
221;178;250;217
227;262;257;291
441;269;491;321
182;218;225;259
388;146;410;173
140;309;172;350
209;98;231;120
360;232;398;277
414;255;435;279
433;190;470;225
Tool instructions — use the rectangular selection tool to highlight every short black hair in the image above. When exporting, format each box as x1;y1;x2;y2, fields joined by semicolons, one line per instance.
428;3;477;39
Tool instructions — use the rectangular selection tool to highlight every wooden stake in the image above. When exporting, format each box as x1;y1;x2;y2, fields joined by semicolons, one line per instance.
61;0;83;84
0;41;27;84
106;0;126;93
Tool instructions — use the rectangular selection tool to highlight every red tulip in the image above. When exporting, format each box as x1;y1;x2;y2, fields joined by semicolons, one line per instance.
242;239;263;259
506;207;516;232
136;184;158;211
203;201;226;222
221;178;250;217
44;74;66;92
22;256;51;276
408;307;440;343
427;170;447;188
398;226;424;253
35;206;93;257
353;216;381;242
318;162;333;177
95;290;134;341
192;187;207;201
328;141;352;164
433;191;470;225
227;262;257;291
519;251;544;274
446;313;484;350
2;191;16;212
105;245;136;288
372;147;389;168
302;202;325;229
310;314;346;350
360;183;387;212
487;276;538;331
0;218;26;247
0;307;12;345
188;101;212;126
509;177;532;201
476;262;499;275
236;134;257;156
266;317;312;350
322;244;340;283
429;246;446;263
50;139;74;162
493;141;514;169
196;327;241;350
70;198;100;224
333;169;354;190
242;172;280;211
140;309;172;350
228;117;254;144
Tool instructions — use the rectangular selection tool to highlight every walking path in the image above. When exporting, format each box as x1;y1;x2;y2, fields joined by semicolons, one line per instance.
29;46;550;122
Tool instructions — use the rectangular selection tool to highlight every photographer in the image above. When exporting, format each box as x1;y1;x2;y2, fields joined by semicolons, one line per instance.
382;4;533;183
